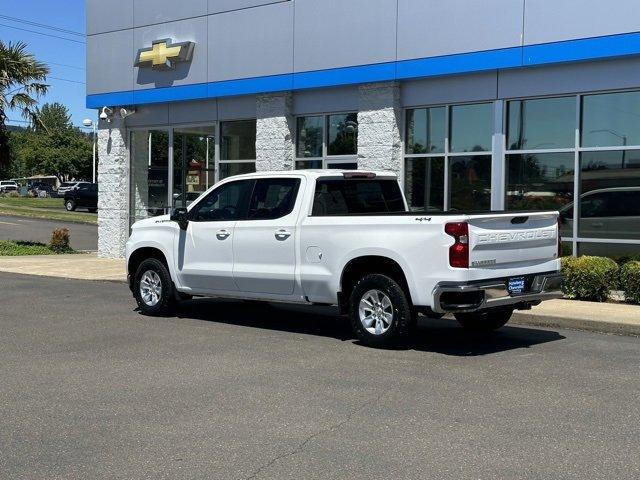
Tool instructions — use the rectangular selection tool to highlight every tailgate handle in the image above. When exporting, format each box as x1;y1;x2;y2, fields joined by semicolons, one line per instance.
511;216;529;224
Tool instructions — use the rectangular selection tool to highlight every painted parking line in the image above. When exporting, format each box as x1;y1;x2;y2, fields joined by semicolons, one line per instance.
0;220;20;226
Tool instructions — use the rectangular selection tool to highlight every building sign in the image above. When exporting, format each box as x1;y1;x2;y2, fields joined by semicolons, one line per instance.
135;39;195;70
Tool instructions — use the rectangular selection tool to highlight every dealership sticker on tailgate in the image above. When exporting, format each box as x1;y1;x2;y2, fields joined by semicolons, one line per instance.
508;277;526;295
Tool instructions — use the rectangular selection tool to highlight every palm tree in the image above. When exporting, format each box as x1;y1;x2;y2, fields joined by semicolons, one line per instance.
0;41;49;172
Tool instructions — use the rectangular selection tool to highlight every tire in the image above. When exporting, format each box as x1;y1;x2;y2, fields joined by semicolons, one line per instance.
65;199;76;211
454;307;514;332
348;274;414;348
133;258;176;316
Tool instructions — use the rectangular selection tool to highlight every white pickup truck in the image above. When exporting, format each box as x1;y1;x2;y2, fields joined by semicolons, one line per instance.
126;170;562;347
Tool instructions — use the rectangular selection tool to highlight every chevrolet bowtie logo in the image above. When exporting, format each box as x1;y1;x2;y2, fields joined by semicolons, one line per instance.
135;39;195;70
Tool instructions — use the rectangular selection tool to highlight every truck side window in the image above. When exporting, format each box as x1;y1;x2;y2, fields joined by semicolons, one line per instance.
312;179;405;215
190;180;251;222
247;178;300;220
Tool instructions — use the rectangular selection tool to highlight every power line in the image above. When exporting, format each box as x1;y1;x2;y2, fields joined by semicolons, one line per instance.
0;14;84;37
46;61;85;71
49;76;86;85
0;23;85;44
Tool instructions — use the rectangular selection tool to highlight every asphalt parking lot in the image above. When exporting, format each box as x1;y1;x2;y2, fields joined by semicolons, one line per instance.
1;272;639;480
0;215;97;250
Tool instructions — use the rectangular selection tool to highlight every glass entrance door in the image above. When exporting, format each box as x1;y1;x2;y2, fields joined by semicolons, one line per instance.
173;126;216;209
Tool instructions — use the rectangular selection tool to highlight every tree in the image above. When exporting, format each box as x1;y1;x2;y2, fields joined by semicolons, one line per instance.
34;102;72;133
0;41;49;174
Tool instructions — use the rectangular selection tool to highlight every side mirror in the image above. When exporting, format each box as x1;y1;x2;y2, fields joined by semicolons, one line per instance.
170;207;189;230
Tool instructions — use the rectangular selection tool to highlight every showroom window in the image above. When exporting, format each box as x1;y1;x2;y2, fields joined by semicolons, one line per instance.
220;120;257;180
404;102;493;212
506;91;640;257
295;113;358;170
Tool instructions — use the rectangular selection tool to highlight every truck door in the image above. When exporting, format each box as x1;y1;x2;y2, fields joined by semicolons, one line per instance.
232;177;301;296
176;179;252;293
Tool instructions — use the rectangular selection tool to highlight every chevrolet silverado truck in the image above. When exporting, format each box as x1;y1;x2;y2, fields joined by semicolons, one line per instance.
126;170;563;348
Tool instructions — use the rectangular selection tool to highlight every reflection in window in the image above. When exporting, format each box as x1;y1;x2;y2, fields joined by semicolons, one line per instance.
449;155;492;211
191;180;251;222
130;129;169;223
404;157;444;212
221;120;256;161
507;97;576;150
582;91;640;148
173;126;215;208
506;153;574;211
295;160;322;170
219;162;256;180
578;150;640;240
328;113;358;156
578;241;640;259
296;116;323;158
449;103;492;153
406;107;445;154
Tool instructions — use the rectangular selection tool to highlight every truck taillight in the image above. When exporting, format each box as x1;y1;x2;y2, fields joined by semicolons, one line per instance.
445;222;469;268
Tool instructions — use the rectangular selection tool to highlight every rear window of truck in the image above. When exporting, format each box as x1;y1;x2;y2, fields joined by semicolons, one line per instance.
312;178;405;216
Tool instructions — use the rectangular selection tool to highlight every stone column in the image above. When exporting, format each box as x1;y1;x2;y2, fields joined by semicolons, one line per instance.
357;82;403;175
255;92;295;171
97;116;129;259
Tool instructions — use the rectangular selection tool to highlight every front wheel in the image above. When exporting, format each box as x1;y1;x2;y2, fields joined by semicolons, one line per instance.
65;199;76;211
133;258;176;316
349;274;414;348
454;307;513;332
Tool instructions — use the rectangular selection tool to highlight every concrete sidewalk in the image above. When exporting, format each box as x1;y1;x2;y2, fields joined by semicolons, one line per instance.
0;253;125;282
0;253;637;336
512;299;640;337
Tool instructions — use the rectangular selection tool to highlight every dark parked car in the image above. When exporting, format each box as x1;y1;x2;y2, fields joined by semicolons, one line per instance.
64;183;98;212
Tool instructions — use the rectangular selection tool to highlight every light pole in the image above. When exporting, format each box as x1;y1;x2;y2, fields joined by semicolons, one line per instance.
83;118;97;183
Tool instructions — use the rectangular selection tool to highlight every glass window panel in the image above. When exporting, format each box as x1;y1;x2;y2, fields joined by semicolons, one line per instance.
221;120;256;160
506;153;575;212
130;129;169;224
406;107;445;154
582;91;640;147
219;162;256;180
507;97;576;150
296;160;323;170
312;179;405;215
247;178;300;220
449;155;492;211
578;242;640;260
296;116;323;158
190;180;252;222
327;113;358;156
449;103;493;153
404;157;444;212
578;150;640;240
173;126;215;208
327;162;358;170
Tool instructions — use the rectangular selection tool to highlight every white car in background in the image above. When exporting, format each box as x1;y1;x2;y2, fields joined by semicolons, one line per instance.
57;181;90;197
0;180;19;193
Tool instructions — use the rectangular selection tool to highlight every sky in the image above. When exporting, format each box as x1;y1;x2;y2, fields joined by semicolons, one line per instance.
0;0;93;131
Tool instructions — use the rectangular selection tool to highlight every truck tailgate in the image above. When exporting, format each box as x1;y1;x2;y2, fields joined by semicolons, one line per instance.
467;212;559;269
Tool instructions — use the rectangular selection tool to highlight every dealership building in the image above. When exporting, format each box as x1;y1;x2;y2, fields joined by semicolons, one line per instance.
86;0;640;258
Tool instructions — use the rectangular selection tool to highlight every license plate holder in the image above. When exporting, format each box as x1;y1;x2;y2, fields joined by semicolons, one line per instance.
508;276;526;295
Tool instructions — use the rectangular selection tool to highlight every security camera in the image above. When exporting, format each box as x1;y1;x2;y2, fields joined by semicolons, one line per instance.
119;107;136;119
99;106;113;122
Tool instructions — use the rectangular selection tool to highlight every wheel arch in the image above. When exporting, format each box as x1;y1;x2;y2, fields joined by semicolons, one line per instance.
127;246;171;289
339;255;413;313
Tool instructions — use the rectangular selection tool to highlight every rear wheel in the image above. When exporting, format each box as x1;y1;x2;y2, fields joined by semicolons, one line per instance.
454;307;513;332
349;274;414;348
133;258;175;316
65;199;76;211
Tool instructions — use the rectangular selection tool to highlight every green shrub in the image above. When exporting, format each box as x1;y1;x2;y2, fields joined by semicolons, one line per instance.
50;228;71;253
561;256;619;302
0;240;53;256
620;261;640;304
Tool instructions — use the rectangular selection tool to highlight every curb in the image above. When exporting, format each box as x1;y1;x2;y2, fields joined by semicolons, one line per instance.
511;311;640;337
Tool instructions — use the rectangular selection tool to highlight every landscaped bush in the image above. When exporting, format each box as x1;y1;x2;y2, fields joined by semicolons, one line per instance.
561;256;619;302
50;228;71;253
619;261;640;304
0;240;54;256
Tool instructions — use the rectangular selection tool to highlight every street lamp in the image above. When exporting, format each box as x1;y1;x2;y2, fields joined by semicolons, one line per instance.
83;118;97;183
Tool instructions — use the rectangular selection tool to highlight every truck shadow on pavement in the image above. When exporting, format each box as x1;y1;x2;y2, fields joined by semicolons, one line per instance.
173;299;565;357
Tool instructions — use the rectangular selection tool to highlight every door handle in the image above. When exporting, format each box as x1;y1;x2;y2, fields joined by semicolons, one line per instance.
216;229;231;240
275;229;292;241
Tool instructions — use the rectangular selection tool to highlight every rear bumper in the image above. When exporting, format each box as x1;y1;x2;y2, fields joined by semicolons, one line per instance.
432;271;563;314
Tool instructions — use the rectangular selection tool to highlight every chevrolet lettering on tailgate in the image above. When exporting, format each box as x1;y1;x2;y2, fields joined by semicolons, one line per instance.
476;229;555;245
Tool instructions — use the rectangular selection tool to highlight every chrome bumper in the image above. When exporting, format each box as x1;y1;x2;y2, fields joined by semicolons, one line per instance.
432;272;563;314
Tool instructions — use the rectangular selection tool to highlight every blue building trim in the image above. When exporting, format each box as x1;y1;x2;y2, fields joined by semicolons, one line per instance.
86;31;640;109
